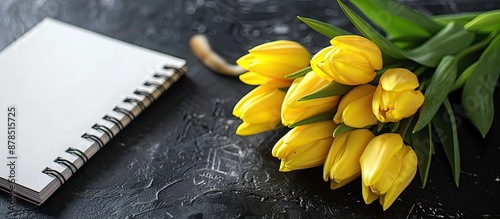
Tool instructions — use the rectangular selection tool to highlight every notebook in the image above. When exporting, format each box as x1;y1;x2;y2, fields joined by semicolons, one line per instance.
0;18;187;205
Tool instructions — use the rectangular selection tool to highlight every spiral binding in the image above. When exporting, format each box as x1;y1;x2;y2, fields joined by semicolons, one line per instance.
66;147;89;163
92;124;115;140
54;157;78;174
124;98;146;111
42;167;66;185
144;81;165;93
103;115;124;131
41;64;186;184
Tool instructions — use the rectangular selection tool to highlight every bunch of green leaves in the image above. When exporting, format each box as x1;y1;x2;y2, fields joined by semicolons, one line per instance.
291;0;500;187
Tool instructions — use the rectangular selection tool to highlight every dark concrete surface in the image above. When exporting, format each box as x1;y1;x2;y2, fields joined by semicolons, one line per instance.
1;0;499;218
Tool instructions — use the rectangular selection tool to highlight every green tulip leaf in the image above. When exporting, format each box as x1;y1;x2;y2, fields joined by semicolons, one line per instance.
462;33;500;137
464;9;500;33
451;61;477;92
338;1;474;67
333;123;355;138
298;81;353;101
414;55;457;133
297;16;351;39
432;12;481;26
275;122;285;129
337;0;407;60
278;87;289;93
399;116;414;144
432;98;460;187
451;32;497;91
285;66;312;79
411;122;433;188
390;121;401;133
376;121;384;133
288;110;335;128
349;0;441;41
405;21;475;67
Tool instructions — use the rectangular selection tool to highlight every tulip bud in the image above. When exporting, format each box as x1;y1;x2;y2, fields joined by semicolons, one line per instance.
236;40;311;84
359;133;418;210
310;35;383;85
272;121;338;172
334;84;378;128
233;80;292;135
281;71;340;126
372;68;425;123
323;129;375;189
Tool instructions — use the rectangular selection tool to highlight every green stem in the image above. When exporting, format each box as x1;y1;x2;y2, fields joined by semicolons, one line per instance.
398;116;414;141
391;121;401;133
455;32;498;61
418;77;429;92
413;65;429;77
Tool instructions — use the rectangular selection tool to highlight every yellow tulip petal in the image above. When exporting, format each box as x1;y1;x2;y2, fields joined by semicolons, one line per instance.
334;84;376;124
380;90;400;111
331;129;375;180
324;130;352;181
248;59;304;79
380;68;420;92
236;53;256;70
362;183;379;204
333;65;375;85
274;121;336;160
233;87;268;117
239;91;284;123
271;137;285;157
282;138;332;170
360;133;404;186
234;81;290;123
285;72;337;108
287;96;339;110
249;40;311;68
274;130;305;159
312;36;382;86
274;121;339;172
330;35;383;70
370;150;402;195
330;173;360;189
239;72;278;85
311;47;336;82
284;76;303;100
381;146;417;211
372;85;386;123
342;94;378;128
279;160;293;172
371;68;424;123
285;121;336;146
236;40;310;81
386;90;425;122
281;141;316;161
282;101;337;126
321;58;353;84
236;121;279;136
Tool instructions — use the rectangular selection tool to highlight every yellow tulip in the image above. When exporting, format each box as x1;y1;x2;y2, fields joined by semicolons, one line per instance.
233;80;292;135
372;68;425;123
310;35;383;85
272;121;338;172
281;71;340;126
334;84;378;128
359;133;418;210
323;129;375;189
236;40;311;85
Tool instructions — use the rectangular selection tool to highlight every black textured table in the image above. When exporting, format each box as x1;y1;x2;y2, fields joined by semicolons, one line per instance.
1;0;500;218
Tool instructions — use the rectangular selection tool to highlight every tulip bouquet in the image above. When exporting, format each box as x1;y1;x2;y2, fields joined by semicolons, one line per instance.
233;0;500;210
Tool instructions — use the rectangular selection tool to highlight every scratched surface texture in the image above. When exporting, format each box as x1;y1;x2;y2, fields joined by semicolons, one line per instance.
1;0;500;218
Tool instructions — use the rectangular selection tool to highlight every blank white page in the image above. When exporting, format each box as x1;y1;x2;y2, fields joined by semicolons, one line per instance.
0;18;186;202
